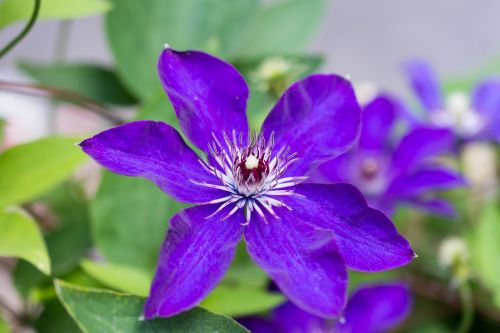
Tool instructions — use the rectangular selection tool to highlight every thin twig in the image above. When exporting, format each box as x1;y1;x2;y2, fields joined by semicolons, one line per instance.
0;0;41;58
407;272;500;322
0;80;125;124
0;294;18;320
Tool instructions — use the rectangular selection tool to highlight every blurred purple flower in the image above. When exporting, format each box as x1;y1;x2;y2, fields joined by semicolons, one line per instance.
404;59;500;143
80;47;414;319
315;95;467;217
240;282;412;333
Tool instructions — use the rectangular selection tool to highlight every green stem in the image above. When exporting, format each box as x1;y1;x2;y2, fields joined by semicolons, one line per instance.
457;281;474;333
0;0;42;58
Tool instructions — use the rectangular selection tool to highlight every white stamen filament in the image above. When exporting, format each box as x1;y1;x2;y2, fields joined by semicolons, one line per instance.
191;131;306;225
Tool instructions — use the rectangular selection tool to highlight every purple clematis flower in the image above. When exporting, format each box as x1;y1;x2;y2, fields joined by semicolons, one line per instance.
80;47;414;319
404;59;500;143
240;282;412;333
315;95;466;217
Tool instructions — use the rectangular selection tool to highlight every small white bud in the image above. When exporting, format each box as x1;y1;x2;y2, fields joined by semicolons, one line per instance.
353;81;379;106
438;237;468;269
462;142;497;197
255;57;293;81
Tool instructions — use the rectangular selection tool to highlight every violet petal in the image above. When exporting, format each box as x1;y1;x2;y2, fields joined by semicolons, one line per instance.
338;283;412;333
402;197;456;218
391;126;454;173
158;48;249;151
272;301;328;333
261;74;361;176
471;79;500;142
80;121;225;204
403;60;443;112
359;95;398;151
387;168;467;197
288;183;415;272
143;205;244;318
245;209;348;318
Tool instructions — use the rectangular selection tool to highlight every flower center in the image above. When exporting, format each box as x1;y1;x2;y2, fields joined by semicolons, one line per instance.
355;155;387;196
360;157;379;180
430;92;484;136
191;131;307;225
239;154;269;186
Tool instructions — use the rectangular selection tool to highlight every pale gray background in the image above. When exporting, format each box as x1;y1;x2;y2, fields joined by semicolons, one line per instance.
1;0;500;94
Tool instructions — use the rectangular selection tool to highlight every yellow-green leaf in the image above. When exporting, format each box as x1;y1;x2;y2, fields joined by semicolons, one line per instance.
80;260;151;297
202;285;284;317
0;208;50;275
0;0;112;29
0;137;86;209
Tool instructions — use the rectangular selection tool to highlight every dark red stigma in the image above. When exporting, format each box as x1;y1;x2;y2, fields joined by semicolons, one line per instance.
239;157;269;184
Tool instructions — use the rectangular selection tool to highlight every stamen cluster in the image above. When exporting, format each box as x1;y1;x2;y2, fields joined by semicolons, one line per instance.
192;131;307;225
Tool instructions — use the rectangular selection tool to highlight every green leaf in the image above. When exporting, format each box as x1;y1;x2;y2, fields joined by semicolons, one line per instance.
81;260;151;297
470;201;500;307
55;280;249;333
41;182;92;275
348;270;397;292
34;298;82;333
443;55;500;94
0;137;86;209
0;119;5;147
202;285;284;317
229;0;327;59
222;242;268;289
106;0;257;99
19;62;137;106
79;255;281;317
0;313;11;333
136;92;179;126
0;0;112;29
14;182;91;298
91;171;185;271
0;208;50;275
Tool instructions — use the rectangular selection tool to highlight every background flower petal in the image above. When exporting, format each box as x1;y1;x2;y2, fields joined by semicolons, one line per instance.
245;209;348;318
80;120;225;204
237;317;277;333
359;95;398;151
143;205;244;319
261;74;361;176
158;48;249;152
403;60;443;111
338;283;412;333
387;168;467;197
402;197;457;218
391;126;454;173
471;79;500;142
272;302;327;333
289;183;414;272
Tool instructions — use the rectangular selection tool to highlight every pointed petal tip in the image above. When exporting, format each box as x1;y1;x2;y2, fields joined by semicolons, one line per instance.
413;252;419;258
163;43;171;49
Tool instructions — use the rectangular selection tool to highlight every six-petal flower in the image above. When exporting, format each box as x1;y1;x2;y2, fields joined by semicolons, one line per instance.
315;95;467;217
80;47;414;319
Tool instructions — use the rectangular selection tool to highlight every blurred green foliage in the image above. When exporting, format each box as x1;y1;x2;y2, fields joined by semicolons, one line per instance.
0;137;86;209
0;208;50;274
